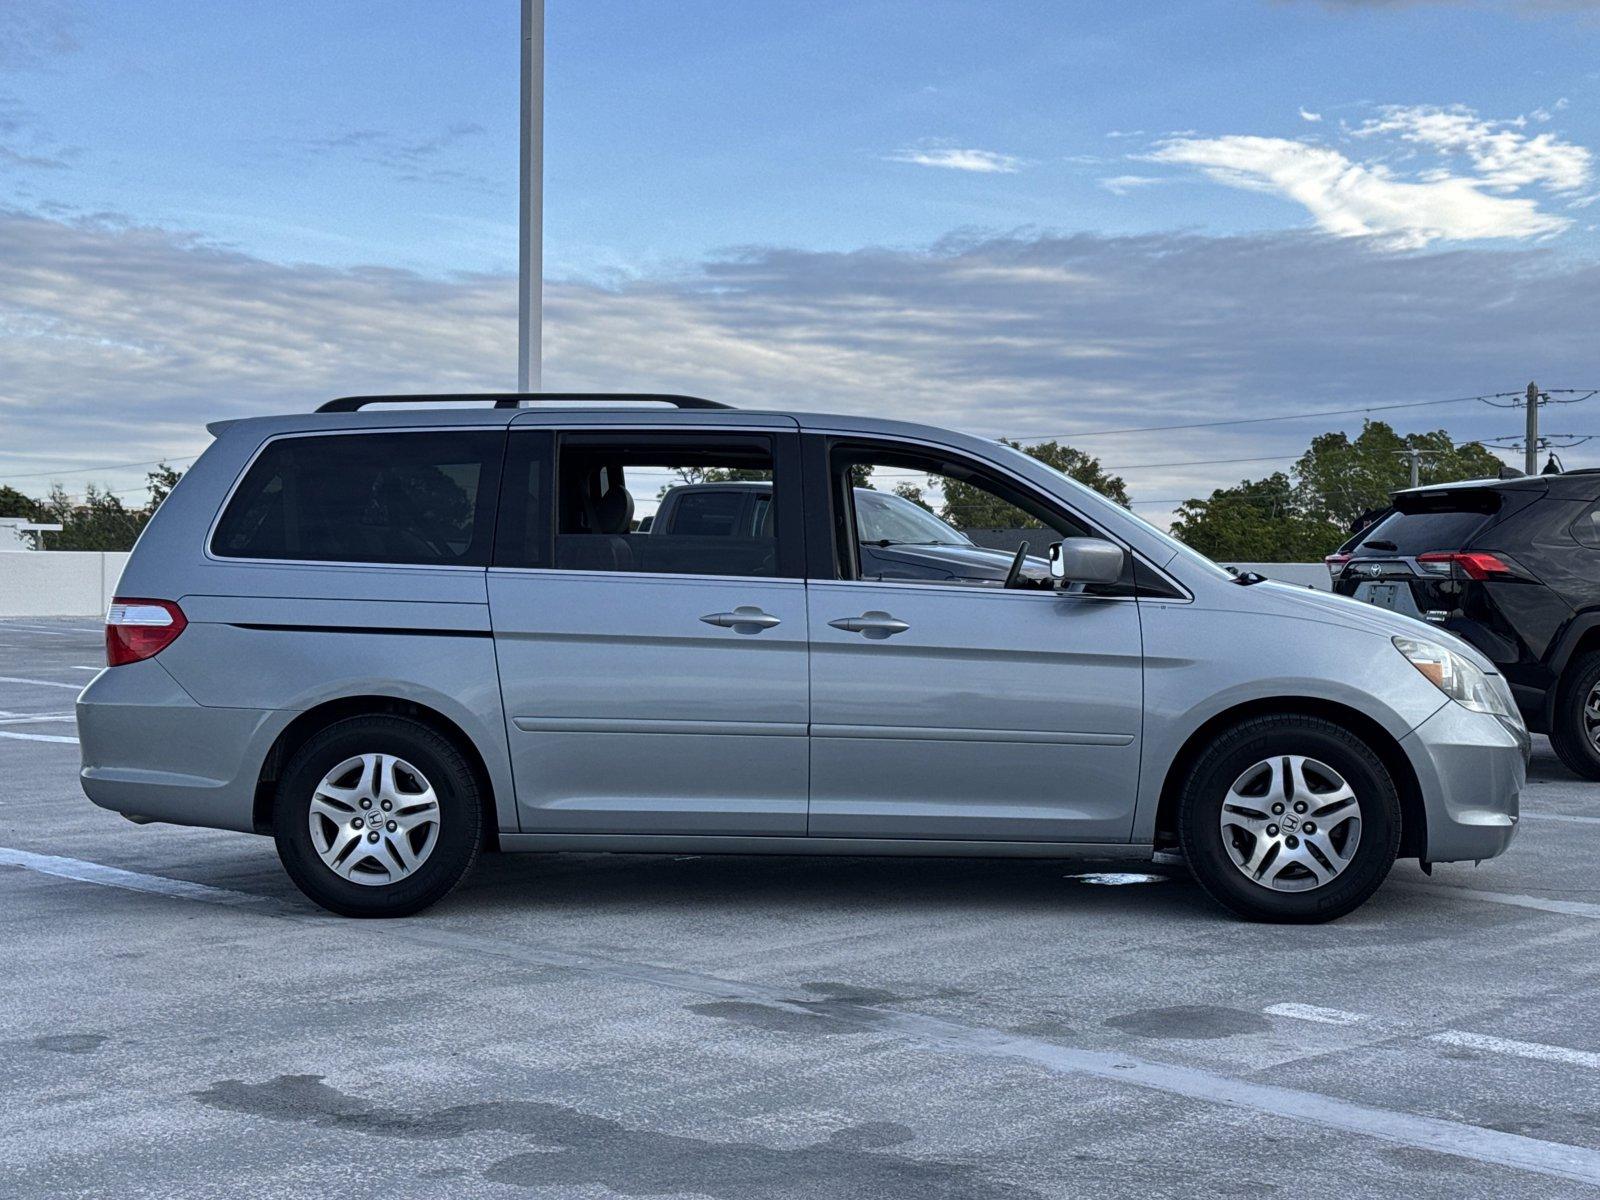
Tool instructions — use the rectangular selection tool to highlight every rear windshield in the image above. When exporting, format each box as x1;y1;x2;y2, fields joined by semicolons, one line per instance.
1354;505;1496;557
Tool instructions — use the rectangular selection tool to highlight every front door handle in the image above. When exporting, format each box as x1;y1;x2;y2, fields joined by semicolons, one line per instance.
828;611;910;639
701;606;782;633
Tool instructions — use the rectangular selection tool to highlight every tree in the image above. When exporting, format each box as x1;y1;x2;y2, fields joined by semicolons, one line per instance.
891;482;934;512
21;463;186;551
0;485;42;520
1170;473;1345;562
940;439;1128;530
1294;421;1504;528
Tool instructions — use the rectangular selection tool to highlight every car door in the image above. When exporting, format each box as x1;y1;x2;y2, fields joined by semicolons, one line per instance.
804;435;1145;843
487;421;811;836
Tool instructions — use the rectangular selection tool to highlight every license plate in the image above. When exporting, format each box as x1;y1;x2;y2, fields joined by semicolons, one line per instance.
1365;583;1399;610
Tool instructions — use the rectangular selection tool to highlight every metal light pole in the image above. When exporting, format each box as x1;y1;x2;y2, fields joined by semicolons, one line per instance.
518;0;544;393
1524;381;1540;477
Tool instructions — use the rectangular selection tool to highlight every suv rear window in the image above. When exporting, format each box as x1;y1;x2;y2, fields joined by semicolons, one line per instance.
212;431;504;566
1355;499;1498;558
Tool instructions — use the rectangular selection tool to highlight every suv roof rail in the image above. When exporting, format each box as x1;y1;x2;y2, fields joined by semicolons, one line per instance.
316;392;732;413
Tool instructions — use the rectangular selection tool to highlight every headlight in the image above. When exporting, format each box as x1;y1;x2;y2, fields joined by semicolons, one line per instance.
1393;636;1517;721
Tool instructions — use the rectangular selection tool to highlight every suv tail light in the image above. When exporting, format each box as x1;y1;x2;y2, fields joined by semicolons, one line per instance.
1415;551;1518;581
1323;552;1351;578
106;598;188;666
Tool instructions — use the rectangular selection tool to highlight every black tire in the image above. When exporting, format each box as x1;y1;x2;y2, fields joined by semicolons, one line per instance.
273;715;483;918
1549;652;1600;781
1179;715;1401;923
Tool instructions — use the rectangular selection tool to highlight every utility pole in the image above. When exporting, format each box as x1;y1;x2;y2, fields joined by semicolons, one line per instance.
518;0;544;393
1401;447;1422;489
1524;380;1540;476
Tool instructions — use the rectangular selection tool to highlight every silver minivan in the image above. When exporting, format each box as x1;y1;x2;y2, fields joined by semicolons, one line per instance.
77;394;1527;922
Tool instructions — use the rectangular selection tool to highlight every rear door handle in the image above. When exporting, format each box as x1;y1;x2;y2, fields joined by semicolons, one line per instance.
828;611;910;639
700;606;782;633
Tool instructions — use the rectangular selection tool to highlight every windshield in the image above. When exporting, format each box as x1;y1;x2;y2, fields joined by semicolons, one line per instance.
854;488;973;546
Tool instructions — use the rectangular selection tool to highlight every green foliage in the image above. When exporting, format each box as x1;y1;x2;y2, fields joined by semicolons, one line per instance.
941;439;1129;530
0;485;42;521
18;463;185;552
1170;474;1345;562
1294;422;1505;528
891;482;934;512
1171;422;1506;562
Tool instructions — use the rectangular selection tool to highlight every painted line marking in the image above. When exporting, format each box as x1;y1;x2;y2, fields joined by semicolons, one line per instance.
6;848;1600;1186
1520;812;1600;826
71;666;100;672
0;676;82;691
1266;1003;1371;1026
1404;883;1600;921
1431;1031;1600;1071
0;847;263;905
0;730;78;744
0;623;101;634
0;712;76;725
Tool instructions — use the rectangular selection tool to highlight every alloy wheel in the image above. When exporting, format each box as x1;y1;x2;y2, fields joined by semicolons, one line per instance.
1219;755;1362;893
307;753;441;887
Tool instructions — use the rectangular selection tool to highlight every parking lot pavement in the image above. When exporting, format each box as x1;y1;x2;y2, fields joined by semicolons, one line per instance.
4;617;1600;1198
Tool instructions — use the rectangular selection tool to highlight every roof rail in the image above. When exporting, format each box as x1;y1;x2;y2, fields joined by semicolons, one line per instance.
317;392;731;413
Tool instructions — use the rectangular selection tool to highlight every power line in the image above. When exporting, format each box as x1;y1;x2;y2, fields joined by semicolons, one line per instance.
0;454;197;483
1006;388;1598;443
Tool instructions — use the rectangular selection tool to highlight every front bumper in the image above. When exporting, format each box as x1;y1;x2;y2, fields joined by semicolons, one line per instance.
77;659;287;834
1400;701;1525;864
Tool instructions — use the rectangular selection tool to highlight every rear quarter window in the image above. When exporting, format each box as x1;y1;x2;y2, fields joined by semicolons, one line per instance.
211;430;504;566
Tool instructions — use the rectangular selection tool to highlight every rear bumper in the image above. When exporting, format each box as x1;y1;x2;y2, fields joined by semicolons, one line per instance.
1400;701;1525;864
77;660;286;834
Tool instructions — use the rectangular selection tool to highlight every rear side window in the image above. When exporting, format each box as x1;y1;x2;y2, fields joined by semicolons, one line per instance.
212;431;504;566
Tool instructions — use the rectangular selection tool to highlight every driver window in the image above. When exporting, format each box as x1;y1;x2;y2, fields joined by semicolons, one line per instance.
829;446;1095;589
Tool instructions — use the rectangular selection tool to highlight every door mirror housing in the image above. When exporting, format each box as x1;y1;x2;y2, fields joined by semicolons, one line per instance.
1050;538;1126;585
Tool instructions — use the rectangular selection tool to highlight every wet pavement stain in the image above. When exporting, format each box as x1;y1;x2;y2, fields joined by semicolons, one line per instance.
1102;1005;1271;1040
30;1034;108;1054
193;1074;1039;1199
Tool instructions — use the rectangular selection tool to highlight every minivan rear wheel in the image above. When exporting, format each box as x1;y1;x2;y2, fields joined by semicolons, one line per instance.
273;715;483;917
1549;652;1600;781
1179;715;1401;923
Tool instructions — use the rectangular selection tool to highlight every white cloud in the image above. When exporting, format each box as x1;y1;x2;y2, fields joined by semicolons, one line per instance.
1147;103;1593;247
1098;175;1165;195
888;145;1022;173
4;210;1599;512
1352;104;1591;192
1299;108;1324;123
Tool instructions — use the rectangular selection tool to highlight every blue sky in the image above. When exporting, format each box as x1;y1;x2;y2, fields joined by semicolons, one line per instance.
3;0;1599;519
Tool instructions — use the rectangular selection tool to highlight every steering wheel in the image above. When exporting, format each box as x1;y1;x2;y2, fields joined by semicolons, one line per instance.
1003;540;1030;589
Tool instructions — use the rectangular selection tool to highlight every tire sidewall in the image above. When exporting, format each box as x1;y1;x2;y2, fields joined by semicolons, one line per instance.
1551;654;1600;779
1180;720;1400;923
274;716;481;918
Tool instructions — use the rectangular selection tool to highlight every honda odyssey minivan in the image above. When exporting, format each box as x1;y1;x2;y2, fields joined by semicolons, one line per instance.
78;394;1526;922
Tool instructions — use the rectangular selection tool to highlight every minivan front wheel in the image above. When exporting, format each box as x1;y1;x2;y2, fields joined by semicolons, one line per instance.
274;715;483;917
1179;716;1401;923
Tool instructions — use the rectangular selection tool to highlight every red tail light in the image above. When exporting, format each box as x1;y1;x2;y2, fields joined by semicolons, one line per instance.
1324;553;1351;577
1416;551;1516;581
106;598;187;666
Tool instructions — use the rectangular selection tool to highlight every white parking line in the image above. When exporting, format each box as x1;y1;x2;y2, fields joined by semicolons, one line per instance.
1405;883;1600;921
1431;1031;1600;1071
0;623;101;634
1265;1002;1371;1026
0;712;76;725
71;665;100;672
1520;812;1600;826
0;676;82;691
0;730;79;744
6;846;1600;1187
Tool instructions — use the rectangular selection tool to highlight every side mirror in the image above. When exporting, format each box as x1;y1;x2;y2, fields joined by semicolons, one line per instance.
1050;537;1126;585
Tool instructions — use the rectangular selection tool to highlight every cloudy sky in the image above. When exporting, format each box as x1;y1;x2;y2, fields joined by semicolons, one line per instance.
2;0;1598;525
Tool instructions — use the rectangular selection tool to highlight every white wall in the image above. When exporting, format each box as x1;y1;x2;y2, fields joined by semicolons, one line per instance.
0;552;129;617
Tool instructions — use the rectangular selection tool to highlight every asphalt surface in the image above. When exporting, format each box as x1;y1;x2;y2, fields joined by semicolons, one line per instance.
4;615;1600;1198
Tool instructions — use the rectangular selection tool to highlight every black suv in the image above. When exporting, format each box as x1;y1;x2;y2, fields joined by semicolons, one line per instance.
1329;471;1600;779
